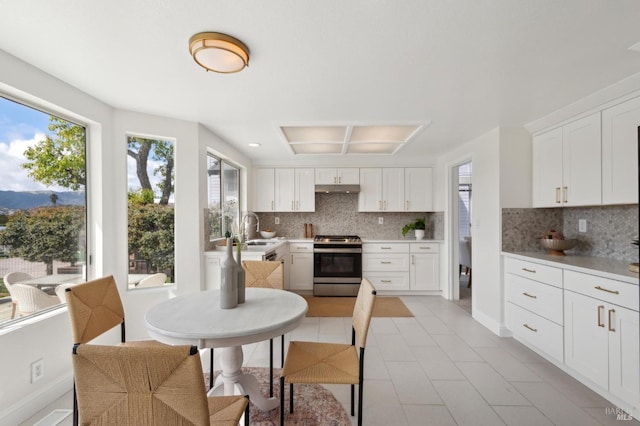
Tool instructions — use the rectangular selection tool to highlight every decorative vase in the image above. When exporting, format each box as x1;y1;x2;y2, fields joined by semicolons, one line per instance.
220;238;238;309
236;245;246;304
415;229;425;240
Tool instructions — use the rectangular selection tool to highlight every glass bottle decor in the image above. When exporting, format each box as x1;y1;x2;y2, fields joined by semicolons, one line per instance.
236;243;246;304
220;238;238;309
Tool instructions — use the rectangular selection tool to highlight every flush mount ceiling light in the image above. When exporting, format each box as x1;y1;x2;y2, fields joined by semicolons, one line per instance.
278;124;428;155
189;32;249;73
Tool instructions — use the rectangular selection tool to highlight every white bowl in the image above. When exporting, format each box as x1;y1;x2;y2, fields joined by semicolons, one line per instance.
260;230;276;239
539;238;577;255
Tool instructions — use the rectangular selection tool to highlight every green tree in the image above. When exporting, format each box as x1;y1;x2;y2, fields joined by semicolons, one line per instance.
22;117;86;190
128;203;174;277
127;137;174;205
0;206;86;275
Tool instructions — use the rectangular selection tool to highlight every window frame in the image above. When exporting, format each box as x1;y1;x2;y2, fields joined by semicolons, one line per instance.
206;152;241;242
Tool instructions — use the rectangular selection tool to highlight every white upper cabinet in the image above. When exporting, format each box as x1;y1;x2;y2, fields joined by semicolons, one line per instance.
255;168;314;212
275;168;315;212
315;168;359;185
533;112;601;207
602;96;640;205
404;168;433;212
358;168;404;212
254;168;276;211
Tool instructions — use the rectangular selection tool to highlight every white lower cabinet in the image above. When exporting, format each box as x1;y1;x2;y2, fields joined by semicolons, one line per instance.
288;243;313;291
564;276;639;409
504;254;639;416
409;243;439;291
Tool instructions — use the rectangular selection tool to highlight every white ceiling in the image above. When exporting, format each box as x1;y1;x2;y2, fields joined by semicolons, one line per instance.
1;1;639;165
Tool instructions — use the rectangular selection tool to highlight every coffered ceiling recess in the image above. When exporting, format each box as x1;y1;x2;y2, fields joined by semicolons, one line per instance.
279;124;427;155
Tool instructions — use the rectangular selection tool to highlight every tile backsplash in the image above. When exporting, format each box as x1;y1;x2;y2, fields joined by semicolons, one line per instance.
257;193;444;240
502;205;639;262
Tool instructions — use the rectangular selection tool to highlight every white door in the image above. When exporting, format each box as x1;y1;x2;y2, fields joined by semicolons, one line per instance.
562;113;602;206
253;168;275;211
295;168;315;211
533;128;563;207
602;96;640;204
564;290;609;389
404;168;432;211
358;168;383;211
315;168;338;185
275;168;295;211
608;304;640;405
410;253;439;291
383;168;404;211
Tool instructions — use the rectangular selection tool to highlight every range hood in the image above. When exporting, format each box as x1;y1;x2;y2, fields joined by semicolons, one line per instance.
315;184;360;194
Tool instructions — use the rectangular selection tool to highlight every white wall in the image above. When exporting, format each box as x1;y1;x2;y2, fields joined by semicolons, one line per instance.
436;126;531;335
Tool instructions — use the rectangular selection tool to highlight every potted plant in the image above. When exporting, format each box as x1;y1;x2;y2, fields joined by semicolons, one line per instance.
402;217;426;240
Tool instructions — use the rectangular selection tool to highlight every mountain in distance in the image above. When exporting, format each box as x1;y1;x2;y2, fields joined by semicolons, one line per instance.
0;190;85;211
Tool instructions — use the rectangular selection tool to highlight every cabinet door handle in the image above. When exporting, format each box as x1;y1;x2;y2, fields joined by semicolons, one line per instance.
296;200;299;210
291;201;294;210
522;292;537;299
608;309;616;332
291;254;294;265
555;187;561;203
406;200;409;210
271;201;274;210
381;280;392;283
597;305;605;327
384;200;387;210
338;176;341;183
523;323;537;332
411;255;415;265
563;186;568;203
378;200;382;210
333;176;337;184
594;285;619;295
521;268;536;273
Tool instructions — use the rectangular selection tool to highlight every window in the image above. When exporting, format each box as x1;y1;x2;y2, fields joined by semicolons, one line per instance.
207;153;240;240
127;136;174;289
0;96;87;325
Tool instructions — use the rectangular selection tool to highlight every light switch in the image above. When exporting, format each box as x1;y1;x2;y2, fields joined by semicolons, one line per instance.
378;217;384;225
275;217;280;225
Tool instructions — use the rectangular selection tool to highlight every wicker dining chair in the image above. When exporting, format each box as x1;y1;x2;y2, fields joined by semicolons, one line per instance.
64;275;165;426
280;278;377;426
3;272;33;318
72;343;249;425
242;260;285;397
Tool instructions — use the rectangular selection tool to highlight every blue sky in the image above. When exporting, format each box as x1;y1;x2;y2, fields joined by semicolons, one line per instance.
1;96;163;193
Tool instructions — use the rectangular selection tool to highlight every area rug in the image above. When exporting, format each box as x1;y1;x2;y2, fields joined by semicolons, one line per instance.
206;367;350;425
304;295;413;317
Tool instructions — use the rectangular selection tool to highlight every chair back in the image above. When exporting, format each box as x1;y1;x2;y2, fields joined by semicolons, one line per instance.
243;260;283;289
65;275;125;344
72;344;210;425
9;283;60;316
3;271;33;288
137;272;167;288
351;278;377;350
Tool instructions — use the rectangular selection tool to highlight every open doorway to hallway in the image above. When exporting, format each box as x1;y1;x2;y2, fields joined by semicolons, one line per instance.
455;162;472;313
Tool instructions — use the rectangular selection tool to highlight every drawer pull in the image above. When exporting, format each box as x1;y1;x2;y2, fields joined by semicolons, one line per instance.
380;280;392;283
521;268;536;273
380;261;392;264
522;292;537;299
597;305;605;327
380;247;392;250
523;323;537;332
594;285;619;295
608;309;615;332
419;246;431;250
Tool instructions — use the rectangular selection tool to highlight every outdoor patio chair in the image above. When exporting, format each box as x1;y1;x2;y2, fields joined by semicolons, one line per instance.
7;282;61;317
3;271;32;319
280;278;377;426
72;343;249;425
243;260;284;397
136;272;167;288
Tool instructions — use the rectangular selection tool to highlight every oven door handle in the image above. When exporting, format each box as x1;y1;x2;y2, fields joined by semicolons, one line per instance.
313;248;362;253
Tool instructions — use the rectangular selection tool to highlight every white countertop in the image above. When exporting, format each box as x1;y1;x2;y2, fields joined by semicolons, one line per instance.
362;239;444;243
503;251;639;285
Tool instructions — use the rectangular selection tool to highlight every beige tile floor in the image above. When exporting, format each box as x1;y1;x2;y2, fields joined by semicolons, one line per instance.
21;294;638;426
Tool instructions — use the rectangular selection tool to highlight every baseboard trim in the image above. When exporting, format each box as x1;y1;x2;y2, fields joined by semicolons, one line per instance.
0;373;73;426
472;308;510;337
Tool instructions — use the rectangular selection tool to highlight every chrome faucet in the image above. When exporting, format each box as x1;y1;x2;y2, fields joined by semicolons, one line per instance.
241;212;260;240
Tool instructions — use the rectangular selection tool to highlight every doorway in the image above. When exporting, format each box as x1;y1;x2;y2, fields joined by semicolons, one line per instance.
456;162;472;312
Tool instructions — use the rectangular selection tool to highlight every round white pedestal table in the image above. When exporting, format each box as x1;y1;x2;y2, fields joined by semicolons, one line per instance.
144;288;308;411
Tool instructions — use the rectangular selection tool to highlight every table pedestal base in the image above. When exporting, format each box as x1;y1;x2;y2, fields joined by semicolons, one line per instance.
208;346;279;411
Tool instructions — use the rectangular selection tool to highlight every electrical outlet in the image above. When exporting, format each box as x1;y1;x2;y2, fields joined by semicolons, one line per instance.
579;219;587;233
31;359;44;383
378;217;384;225
275;217;280;225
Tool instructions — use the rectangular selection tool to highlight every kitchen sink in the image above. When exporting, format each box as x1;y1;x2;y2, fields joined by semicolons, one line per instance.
246;241;269;246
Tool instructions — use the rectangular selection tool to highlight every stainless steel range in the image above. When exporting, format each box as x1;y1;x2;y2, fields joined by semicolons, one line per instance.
313;235;362;296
